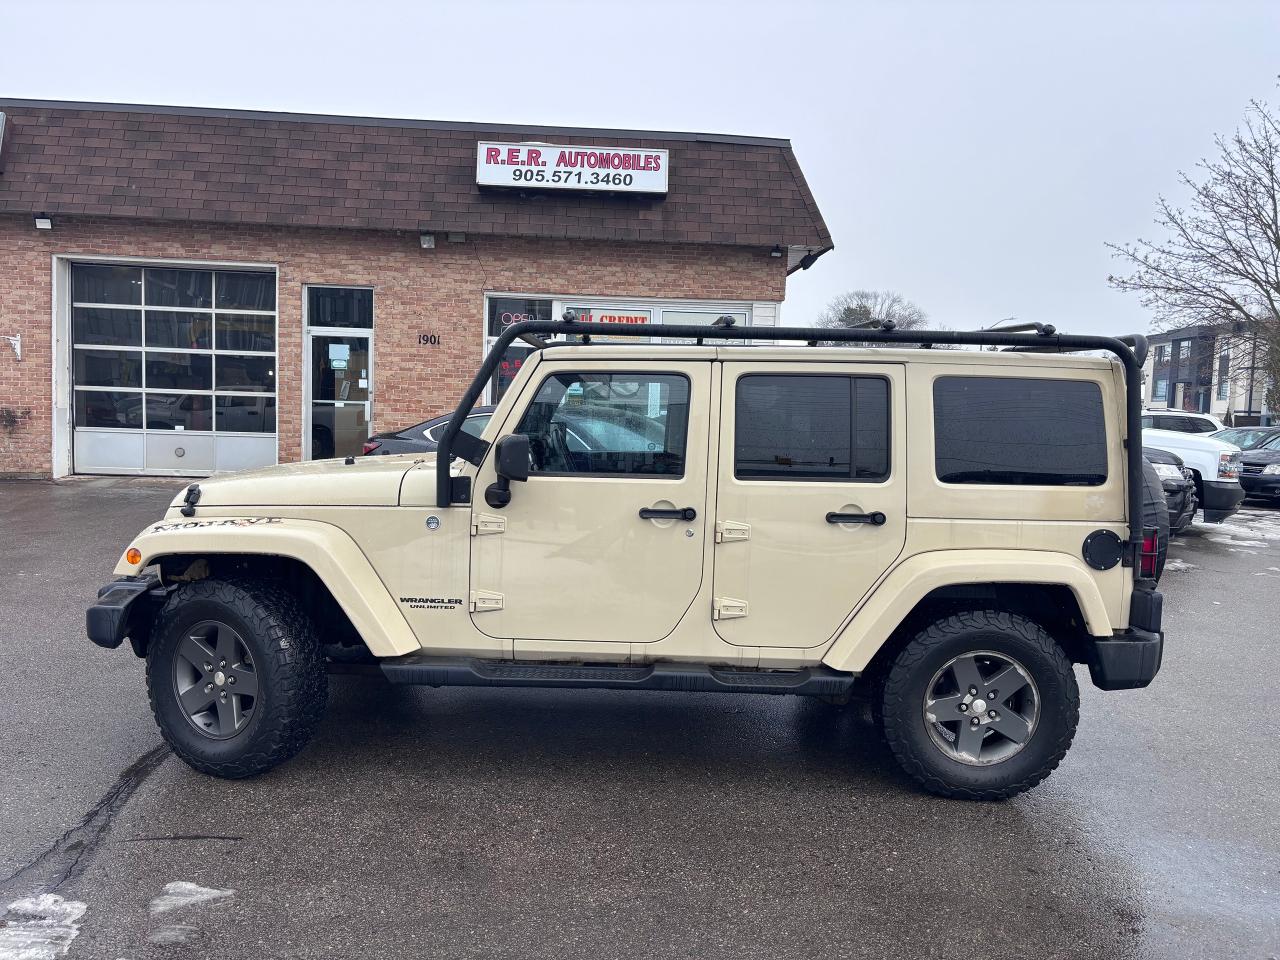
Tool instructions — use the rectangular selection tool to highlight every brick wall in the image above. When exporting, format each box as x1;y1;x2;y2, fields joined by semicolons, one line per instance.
0;214;786;477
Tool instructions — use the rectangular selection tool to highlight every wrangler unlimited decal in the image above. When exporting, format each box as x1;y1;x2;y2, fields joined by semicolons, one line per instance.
399;597;464;610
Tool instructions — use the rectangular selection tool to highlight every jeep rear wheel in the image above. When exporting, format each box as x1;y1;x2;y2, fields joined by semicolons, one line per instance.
146;578;327;778
880;610;1079;800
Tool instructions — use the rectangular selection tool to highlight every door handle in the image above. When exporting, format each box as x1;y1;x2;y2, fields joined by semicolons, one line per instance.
826;511;886;526
639;507;697;522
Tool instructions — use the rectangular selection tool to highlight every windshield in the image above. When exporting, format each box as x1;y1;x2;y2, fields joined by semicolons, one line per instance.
425;414;491;442
1214;427;1277;449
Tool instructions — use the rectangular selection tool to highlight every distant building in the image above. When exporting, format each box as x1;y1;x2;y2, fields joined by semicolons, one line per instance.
1142;324;1271;425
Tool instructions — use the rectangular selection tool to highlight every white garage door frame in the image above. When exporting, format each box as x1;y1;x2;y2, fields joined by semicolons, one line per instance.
51;253;281;479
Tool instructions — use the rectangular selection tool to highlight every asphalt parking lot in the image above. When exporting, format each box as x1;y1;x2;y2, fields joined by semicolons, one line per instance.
1;478;1278;960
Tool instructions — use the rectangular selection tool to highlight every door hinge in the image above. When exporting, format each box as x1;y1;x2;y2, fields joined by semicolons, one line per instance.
471;514;506;536
713;597;749;620
715;520;751;544
469;590;504;613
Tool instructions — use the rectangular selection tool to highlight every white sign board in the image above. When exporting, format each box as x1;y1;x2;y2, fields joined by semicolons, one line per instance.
476;141;669;194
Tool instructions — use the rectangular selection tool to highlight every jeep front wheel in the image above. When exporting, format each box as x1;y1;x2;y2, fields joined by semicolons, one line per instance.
880;610;1079;800
146;578;327;778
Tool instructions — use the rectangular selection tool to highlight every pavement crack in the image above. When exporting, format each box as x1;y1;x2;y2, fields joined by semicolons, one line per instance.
0;744;170;900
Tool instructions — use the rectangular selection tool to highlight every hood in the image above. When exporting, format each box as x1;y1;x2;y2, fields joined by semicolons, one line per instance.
1143;447;1183;467
169;453;434;509
1242;447;1280;466
1143;428;1241;455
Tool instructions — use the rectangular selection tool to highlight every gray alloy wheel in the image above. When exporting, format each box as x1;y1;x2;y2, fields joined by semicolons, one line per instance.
922;650;1040;766
171;619;259;740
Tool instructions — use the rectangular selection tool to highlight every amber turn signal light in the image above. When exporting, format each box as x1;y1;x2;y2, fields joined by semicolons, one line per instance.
125;547;142;565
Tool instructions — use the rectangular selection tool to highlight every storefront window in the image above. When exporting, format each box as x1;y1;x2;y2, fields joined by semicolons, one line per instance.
487;297;553;337
486;298;553;401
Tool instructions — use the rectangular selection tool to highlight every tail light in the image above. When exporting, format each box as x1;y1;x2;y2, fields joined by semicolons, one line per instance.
361;440;382;456
1140;527;1159;579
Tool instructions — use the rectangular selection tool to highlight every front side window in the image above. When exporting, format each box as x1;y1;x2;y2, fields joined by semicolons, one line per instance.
515;372;689;476
934;376;1107;486
734;375;889;481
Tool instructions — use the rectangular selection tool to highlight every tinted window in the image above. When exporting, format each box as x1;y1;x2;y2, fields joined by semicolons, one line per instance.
735;375;889;481
1187;419;1218;434
1155;415;1191;432
217;272;276;311
307;287;372;328
425;415;491;442
934;377;1107;486
516;372;688;476
72;264;141;305
145;268;212;308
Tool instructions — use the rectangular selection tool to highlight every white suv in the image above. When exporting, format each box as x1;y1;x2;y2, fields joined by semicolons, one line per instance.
1141;409;1225;434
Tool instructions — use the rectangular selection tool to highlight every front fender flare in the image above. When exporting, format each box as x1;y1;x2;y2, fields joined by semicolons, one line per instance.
821;549;1115;674
113;516;418;657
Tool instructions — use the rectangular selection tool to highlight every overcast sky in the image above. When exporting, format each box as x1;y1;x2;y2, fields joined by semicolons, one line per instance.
3;0;1277;336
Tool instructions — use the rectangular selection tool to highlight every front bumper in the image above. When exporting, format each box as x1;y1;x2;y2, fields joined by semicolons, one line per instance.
1086;586;1164;690
1162;479;1197;531
1199;479;1245;523
87;574;166;655
1239;471;1280;498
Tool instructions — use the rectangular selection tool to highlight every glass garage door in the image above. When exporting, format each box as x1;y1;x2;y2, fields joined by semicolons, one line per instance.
71;264;278;475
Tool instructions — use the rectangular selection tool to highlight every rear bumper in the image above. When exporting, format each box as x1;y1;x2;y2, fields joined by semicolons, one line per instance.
1086;586;1164;690
1199;479;1245;522
86;574;164;653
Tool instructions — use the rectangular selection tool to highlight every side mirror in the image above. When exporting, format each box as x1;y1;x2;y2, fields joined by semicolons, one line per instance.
485;434;530;508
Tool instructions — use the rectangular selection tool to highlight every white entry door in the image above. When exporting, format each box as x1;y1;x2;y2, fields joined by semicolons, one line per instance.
304;286;374;460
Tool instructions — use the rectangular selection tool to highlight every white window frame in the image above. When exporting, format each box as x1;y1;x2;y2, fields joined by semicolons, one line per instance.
52;254;279;478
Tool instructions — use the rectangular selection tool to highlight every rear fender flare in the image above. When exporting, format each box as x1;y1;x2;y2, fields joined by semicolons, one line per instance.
113;516;418;657
822;549;1115;674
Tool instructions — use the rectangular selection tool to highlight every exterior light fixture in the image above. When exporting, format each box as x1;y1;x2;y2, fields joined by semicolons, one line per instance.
34;214;52;230
770;245;783;258
419;232;435;249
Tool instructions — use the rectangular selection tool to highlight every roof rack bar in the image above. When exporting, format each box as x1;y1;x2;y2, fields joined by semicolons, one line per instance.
987;321;1056;335
435;320;1149;569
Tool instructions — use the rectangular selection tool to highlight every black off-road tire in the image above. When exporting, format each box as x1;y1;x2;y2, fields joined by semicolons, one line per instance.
881;610;1079;801
146;578;328;778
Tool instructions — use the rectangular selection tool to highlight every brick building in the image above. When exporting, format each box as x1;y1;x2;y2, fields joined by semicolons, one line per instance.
0;99;831;478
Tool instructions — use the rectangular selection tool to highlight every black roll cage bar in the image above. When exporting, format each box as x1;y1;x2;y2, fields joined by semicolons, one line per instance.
435;319;1149;559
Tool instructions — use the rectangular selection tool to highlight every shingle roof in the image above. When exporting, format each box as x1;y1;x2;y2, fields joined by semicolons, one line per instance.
0;99;832;254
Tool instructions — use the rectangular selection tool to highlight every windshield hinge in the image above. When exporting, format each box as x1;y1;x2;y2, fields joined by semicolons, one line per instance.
471;514;506;537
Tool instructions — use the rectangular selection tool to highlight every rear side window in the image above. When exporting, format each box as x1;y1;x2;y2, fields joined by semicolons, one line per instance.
934;376;1107;486
735;375;889;481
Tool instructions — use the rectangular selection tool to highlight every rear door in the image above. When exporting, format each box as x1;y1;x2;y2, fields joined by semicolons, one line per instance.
711;362;907;648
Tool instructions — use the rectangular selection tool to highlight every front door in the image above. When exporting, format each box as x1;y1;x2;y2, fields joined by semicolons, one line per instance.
307;333;371;459
711;362;908;648
469;361;712;643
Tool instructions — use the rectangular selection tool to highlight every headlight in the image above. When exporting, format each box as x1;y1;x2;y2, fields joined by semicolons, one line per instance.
1218;452;1241;479
1263;464;1280;475
1152;463;1183;480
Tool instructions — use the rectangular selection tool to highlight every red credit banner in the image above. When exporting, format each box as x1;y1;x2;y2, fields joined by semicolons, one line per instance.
476;142;669;194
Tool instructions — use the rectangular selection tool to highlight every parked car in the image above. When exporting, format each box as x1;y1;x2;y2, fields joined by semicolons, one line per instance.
1211;425;1280;450
1141;409;1225;433
91;321;1166;802
1212;427;1280;503
1144;447;1197;533
1141;427;1244;522
362;406;496;456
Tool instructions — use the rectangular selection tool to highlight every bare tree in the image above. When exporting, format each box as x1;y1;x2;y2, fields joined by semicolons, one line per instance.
1108;97;1280;407
818;289;929;332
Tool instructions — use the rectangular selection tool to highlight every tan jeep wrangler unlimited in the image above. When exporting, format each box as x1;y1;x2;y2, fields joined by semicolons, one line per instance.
88;318;1165;800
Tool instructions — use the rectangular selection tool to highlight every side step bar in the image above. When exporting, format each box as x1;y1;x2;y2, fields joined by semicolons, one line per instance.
378;656;855;697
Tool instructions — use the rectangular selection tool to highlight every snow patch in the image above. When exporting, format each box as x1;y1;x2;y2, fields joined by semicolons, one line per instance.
0;894;87;960
148;882;233;916
147;925;201;945
1162;558;1196;572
